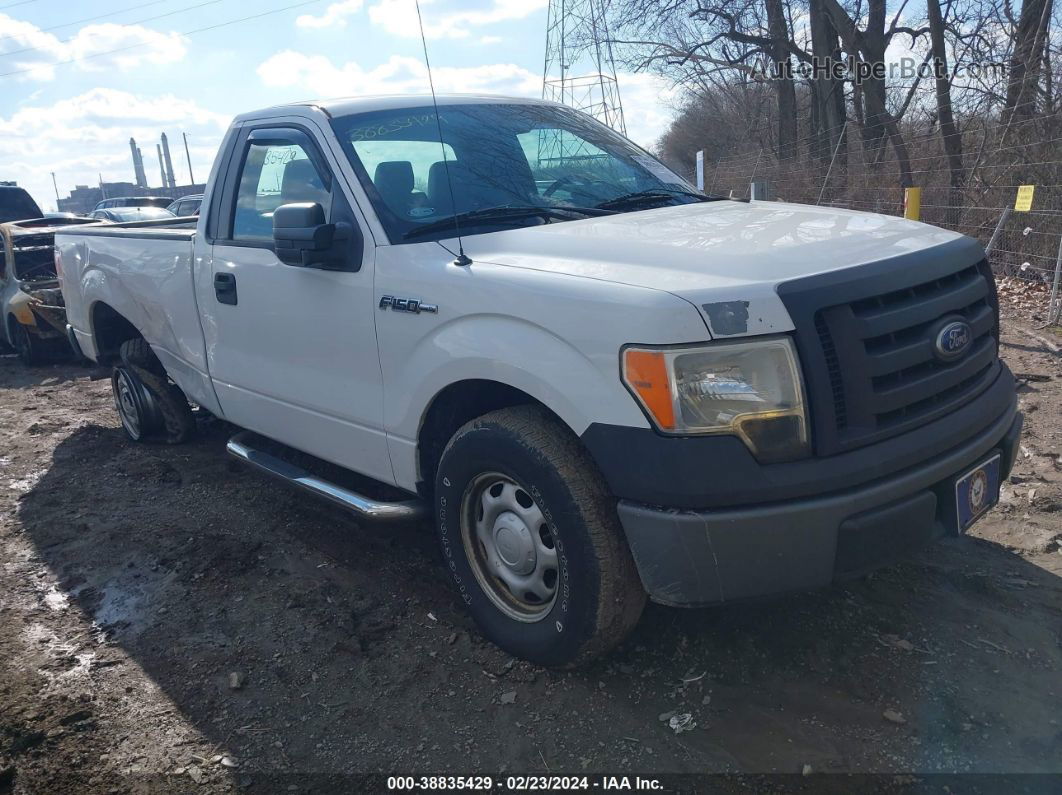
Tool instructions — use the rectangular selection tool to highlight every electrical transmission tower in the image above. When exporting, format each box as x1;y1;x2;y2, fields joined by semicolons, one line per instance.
541;0;627;160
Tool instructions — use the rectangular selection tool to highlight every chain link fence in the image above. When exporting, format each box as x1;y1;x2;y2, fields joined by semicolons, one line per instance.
690;111;1062;326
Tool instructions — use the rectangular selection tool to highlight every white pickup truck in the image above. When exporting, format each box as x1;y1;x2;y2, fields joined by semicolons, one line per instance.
57;95;1022;666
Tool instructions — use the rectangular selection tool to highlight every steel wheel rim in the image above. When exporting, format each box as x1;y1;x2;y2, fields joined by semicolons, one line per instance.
113;368;148;439
460;472;559;622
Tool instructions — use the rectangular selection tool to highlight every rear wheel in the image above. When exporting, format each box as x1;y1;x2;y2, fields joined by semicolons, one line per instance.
434;405;645;667
112;364;162;441
112;339;195;444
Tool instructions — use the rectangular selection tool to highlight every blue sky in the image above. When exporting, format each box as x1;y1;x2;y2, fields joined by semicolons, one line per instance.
0;0;679;210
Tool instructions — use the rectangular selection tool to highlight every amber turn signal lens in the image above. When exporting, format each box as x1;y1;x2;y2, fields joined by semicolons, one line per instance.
622;349;676;430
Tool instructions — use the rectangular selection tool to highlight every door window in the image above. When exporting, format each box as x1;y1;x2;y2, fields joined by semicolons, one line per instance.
232;141;332;242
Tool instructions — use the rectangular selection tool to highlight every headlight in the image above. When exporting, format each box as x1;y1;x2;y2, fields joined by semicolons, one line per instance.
621;336;809;463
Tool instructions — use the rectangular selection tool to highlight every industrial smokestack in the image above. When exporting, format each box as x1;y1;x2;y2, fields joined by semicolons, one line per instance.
183;132;195;186
157;143;166;188
129;137;147;188
161;132;177;189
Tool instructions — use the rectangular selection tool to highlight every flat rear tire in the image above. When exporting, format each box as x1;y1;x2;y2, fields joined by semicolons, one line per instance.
113;339;196;444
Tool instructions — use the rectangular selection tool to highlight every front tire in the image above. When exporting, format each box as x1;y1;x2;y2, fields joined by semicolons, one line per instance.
9;318;43;366
434;405;645;667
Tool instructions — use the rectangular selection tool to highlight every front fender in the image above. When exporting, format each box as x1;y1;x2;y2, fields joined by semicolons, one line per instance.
383;313;654;492
7;290;37;327
398;312;650;437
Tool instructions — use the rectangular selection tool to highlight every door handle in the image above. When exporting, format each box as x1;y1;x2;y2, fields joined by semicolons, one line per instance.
214;272;237;305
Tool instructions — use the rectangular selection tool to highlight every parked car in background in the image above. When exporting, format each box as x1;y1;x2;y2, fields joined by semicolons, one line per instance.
92;196;172;212
1;215;97;364
167;194;203;217
89;206;176;223
0;186;43;223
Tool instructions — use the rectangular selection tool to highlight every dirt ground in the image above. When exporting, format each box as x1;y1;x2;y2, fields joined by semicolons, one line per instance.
0;316;1060;793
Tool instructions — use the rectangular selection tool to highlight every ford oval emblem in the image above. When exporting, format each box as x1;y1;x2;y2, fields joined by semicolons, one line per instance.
934;320;972;360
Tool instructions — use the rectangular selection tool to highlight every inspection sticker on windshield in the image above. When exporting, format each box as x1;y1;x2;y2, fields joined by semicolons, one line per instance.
631;154;689;188
955;454;1001;531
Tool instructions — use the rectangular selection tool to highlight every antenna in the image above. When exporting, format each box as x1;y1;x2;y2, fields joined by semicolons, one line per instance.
414;0;471;267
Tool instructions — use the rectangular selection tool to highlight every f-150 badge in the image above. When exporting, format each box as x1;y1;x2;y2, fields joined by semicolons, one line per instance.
379;296;438;314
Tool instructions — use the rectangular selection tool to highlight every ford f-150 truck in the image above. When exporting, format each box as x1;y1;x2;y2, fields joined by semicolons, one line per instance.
57;95;1022;666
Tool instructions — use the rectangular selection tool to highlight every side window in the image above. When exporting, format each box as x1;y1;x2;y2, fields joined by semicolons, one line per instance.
231;140;332;242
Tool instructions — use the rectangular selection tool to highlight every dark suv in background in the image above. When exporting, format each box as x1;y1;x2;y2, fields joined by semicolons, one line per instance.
0;186;43;224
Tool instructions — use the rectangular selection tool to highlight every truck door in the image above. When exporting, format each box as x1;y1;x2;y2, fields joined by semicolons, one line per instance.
197;123;393;485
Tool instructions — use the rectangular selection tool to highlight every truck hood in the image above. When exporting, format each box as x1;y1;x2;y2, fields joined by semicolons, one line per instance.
461;200;973;337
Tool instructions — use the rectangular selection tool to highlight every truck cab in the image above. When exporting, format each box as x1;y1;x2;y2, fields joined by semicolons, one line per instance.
57;95;1022;666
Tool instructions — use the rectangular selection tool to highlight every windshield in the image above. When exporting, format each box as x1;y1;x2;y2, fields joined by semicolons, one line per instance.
98;207;175;222
330;103;699;243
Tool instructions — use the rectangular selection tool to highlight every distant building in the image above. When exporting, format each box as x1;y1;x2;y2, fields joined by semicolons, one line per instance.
57;182;206;215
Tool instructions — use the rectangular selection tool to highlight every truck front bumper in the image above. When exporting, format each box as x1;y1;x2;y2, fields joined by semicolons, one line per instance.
606;387;1022;607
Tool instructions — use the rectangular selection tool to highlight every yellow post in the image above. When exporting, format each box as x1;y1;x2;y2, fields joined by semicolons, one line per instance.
903;187;921;220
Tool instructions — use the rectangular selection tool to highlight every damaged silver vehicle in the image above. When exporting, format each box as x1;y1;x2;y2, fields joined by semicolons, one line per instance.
1;217;97;365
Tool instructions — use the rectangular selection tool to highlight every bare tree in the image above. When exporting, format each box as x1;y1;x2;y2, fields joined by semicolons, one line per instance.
808;0;847;161
818;0;925;185
927;0;965;201
1003;0;1055;124
612;0;807;159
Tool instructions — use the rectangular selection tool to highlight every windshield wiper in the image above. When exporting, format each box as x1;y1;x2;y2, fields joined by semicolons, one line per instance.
403;205;604;240
595;187;723;211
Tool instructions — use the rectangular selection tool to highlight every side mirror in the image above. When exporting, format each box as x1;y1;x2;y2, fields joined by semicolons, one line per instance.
273;202;350;268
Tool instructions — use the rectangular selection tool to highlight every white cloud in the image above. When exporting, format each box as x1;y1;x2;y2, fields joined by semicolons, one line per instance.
479;35;502;45
257;51;679;150
257;50;540;96
296;0;365;28
0;89;229;210
0;14;186;81
368;0;547;40
614;72;682;150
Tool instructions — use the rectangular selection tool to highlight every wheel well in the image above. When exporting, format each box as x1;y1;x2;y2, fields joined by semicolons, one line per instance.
417;380;556;496
91;302;142;363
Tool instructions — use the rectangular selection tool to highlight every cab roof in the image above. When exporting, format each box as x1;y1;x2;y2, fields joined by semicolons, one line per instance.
234;94;561;123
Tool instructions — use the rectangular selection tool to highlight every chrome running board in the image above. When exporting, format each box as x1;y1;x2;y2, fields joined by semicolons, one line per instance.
225;431;426;523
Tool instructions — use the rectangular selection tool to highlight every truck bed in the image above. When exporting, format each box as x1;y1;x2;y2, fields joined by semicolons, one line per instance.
55;217;217;412
60;217;198;240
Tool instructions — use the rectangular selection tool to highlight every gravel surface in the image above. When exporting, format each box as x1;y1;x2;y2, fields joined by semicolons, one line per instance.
0;316;1059;792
